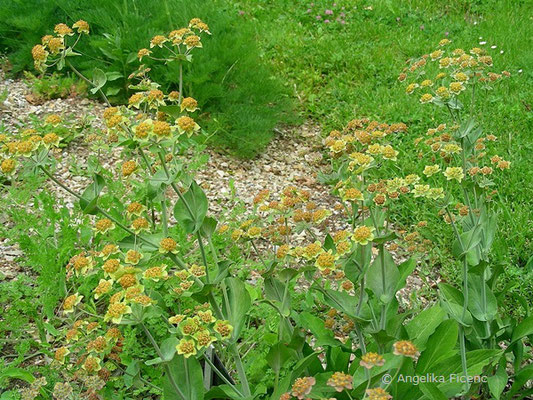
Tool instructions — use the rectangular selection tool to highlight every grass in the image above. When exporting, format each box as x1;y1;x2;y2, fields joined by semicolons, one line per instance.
0;0;295;158
232;0;532;309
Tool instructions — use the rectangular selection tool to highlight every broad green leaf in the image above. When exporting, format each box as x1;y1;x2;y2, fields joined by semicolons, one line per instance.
270;352;320;400
222;277;251;342
365;248;399;303
451;228;482;262
106;71;123;81
438;283;463;305
163;355;203;400
511;314;533;344
317;288;370;323
507;363;533;398
264;277;290;317
431;349;502;377
266;342;295;373
405;305;446;348
173;181;208;233
0;367;35;383
147;169;172;199
440;298;473;327
352;353;402;390
124;360;140;388
296;312;343;348
395;257;416;292
467;275;497;322
200;217;217;238
90;68;107;94
416;319;458;373
205;385;252;400
487;360;508;400
79;174;105;214
344;243;372;282
159;105;182;119
160;337;179;361
419;382;448;400
439;283;473;327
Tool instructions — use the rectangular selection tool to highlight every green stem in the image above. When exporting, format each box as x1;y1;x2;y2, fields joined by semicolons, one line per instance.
141;323;186;400
458;326;470;396
178;63;183;103
161;199;168;236
379;244;387;330
250;240;268;269
461;258;469;321
230;344;251;396
196;231;210;283
66;60;110;106
202;353;243;397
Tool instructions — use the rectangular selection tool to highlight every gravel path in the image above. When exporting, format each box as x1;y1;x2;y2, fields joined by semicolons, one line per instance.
0;73;427;306
0;75;338;265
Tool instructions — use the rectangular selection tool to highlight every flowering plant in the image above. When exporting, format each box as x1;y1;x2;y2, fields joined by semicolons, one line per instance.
2;16;531;400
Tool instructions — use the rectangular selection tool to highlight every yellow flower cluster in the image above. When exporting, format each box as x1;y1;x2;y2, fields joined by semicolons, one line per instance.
400;39;510;104
414;122;510;197
137;18;210;63
0;115;70;177
32;21;89;71
168;304;232;358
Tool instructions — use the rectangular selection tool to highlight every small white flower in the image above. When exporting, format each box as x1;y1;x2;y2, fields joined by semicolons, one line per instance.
491;45;497;49
479;41;487;45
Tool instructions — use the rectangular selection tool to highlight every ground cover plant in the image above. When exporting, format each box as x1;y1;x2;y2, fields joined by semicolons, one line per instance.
0;2;531;400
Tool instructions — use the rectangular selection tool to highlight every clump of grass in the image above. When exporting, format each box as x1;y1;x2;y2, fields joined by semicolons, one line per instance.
0;0;295;157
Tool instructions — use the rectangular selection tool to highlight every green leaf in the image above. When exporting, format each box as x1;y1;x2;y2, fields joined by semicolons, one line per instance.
90;68;107;94
395;257;416;292
451;228;482;262
487;360;507;400
124;360;140;388
173;181;208;233
159;105;182;119
163;355;204;400
222;277;251;342
439;283;473;327
344;243;372;282
264;277;290;317
200;217;218;238
365;248;399;303
419;382;448;400
106;71;123;81
416;319;458;373
441;298;473;327
147;169;172;199
405;305;446;349
160;337;179;361
0;368;35;383
266;342;295;373
315;287;370;323
296;312;343;348
432;349;502;377
467;275;497;322
352;353;402;390
205;386;252;400
511;315;533;344
270;352;321;400
79;174;105;214
507;363;533;398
